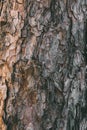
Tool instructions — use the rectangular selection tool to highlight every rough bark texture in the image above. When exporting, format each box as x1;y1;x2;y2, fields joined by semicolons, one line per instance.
0;0;87;130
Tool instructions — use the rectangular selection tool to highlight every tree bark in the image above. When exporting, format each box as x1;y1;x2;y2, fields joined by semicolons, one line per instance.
0;0;87;130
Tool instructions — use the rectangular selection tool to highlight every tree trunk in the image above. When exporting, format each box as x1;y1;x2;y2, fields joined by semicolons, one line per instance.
0;0;87;130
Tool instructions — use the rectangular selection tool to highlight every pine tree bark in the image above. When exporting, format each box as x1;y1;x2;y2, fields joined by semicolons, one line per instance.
0;0;87;130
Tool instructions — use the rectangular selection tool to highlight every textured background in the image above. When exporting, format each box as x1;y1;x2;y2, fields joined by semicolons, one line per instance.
0;0;87;130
